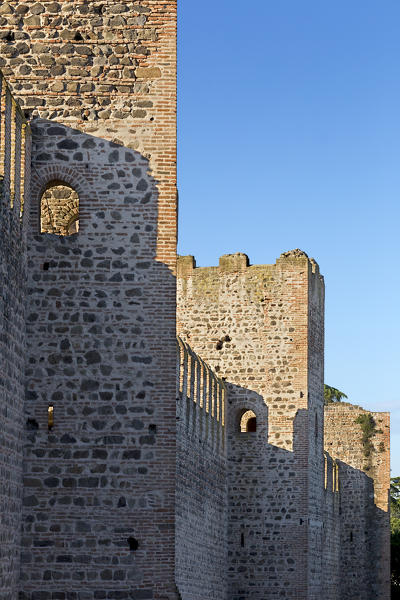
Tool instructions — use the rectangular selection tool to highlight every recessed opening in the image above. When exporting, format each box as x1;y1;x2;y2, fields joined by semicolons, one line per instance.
40;182;79;236
240;533;244;547
43;262;50;271
26;418;39;431
127;536;139;551
48;405;54;430
74;31;84;41
239;410;257;433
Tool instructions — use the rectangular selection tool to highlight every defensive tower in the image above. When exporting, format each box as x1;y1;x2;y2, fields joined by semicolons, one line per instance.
0;2;178;599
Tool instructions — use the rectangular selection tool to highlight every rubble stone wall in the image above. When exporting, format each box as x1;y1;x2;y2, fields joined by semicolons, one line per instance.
176;251;325;599
0;70;31;600
20;111;178;599
175;338;227;600
324;403;390;599
0;0;177;266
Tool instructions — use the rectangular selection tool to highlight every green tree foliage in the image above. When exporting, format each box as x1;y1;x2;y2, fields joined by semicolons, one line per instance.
391;477;400;598
324;384;348;405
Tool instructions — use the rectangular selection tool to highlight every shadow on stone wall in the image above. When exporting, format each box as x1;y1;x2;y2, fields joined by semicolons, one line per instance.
20;120;179;600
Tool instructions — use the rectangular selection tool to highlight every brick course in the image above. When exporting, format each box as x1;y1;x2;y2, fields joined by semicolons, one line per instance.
0;2;391;597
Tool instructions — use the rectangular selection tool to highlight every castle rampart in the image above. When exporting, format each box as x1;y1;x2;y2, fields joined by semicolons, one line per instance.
324;402;390;599
177;251;390;600
0;5;391;598
175;338;227;599
0;70;30;600
0;1;179;597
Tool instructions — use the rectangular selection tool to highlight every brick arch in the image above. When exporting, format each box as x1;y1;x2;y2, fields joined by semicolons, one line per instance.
239;409;257;432
29;165;90;234
40;184;79;235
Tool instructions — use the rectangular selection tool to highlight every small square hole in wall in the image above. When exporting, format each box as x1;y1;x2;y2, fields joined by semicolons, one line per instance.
43;262;50;271
127;537;139;551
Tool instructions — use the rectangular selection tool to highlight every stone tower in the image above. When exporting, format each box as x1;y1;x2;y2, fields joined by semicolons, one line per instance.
0;2;178;599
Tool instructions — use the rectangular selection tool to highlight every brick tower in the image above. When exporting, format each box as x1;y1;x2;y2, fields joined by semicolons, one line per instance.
0;2;178;599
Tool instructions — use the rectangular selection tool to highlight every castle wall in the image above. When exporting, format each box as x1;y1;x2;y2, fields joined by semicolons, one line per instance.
177;251;325;599
175;339;227;600
321;453;340;600
324;403;390;600
337;461;376;600
0;0;177;266
20;118;177;599
0;3;178;598
0;72;31;600
306;256;325;598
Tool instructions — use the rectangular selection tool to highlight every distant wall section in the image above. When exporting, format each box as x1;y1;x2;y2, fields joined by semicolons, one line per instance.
176;338;227;600
324;403;390;600
0;70;31;600
177;250;325;599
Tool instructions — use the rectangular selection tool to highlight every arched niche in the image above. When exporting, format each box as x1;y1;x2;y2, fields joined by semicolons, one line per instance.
239;409;257;433
40;181;79;236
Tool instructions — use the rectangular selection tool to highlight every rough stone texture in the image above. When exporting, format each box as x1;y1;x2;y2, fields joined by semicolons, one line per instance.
176;338;227;600
0;1;178;597
40;184;79;234
0;0;177;266
0;1;392;596
0;71;31;600
20;117;177;598
177;252;390;600
177;252;325;599
324;403;390;599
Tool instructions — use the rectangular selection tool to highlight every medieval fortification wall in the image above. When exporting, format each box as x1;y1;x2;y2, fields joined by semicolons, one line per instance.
177;253;390;600
0;1;179;599
0;70;31;600
0;2;391;599
176;338;227;600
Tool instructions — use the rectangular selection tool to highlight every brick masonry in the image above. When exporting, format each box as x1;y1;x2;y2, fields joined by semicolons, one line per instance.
0;2;391;598
324;402;390;599
0;70;31;600
176;338;227;600
0;1;178;598
177;251;390;600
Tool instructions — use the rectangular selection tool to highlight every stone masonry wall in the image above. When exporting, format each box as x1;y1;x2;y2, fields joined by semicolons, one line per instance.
0;70;31;600
0;2;177;597
305;255;325;599
324;403;390;600
0;0;177;267
176;338;227;600
20;115;178;599
177;250;325;599
321;453;340;600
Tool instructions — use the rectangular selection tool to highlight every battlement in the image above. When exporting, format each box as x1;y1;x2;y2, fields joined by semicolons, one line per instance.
177;249;322;278
0;69;30;220
177;336;226;454
177;249;324;452
324;402;390;511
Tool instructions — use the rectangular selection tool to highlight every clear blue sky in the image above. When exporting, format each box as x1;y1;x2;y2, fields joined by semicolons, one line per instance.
177;0;400;476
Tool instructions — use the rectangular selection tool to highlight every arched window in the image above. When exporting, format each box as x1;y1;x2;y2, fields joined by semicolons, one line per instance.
239;409;257;433
40;182;79;235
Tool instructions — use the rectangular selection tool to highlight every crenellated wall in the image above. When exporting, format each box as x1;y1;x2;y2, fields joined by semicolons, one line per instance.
321;452;341;600
175;338;228;600
0;8;392;595
0;2;178;597
0;69;31;600
324;403;390;599
177;250;325;599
